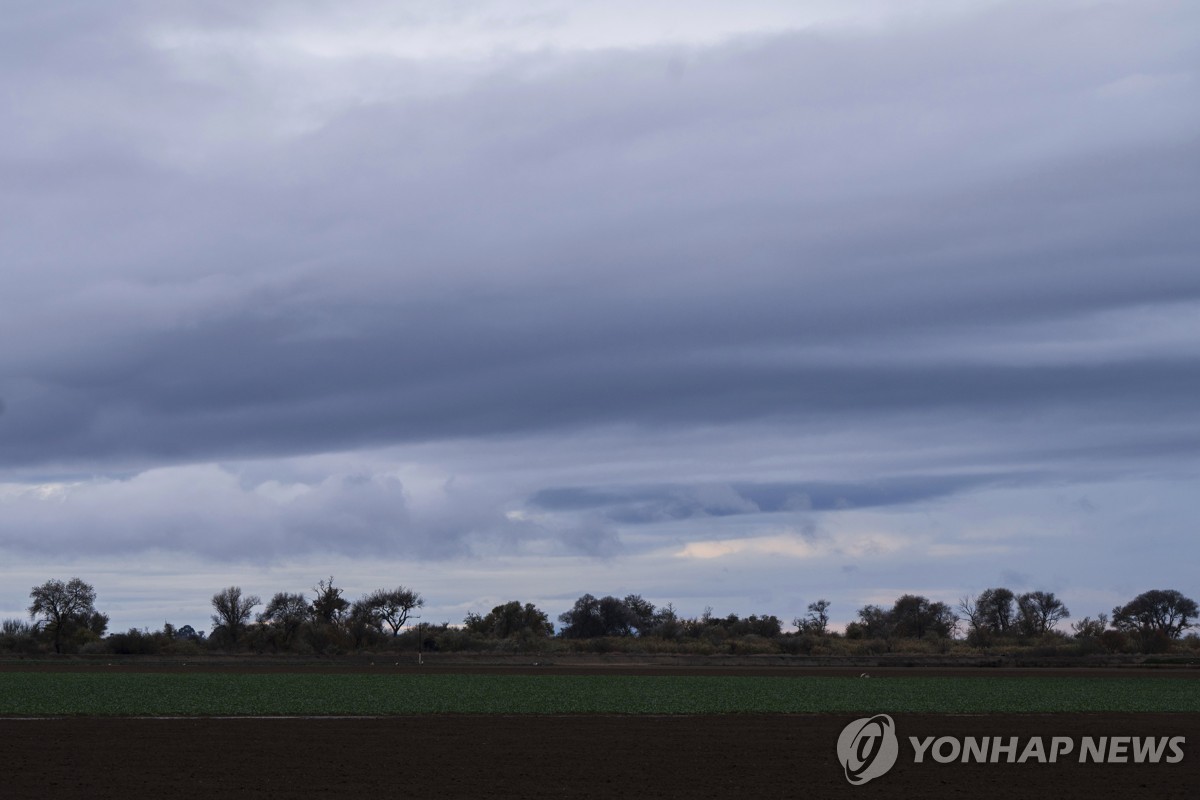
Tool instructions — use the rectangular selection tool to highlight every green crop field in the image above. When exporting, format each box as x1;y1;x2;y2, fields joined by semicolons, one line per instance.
0;673;1196;716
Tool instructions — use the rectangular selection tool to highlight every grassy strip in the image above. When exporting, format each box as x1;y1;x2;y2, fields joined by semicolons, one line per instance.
0;674;1196;716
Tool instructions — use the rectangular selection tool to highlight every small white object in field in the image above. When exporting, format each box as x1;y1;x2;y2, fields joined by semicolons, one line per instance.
860;673;870;678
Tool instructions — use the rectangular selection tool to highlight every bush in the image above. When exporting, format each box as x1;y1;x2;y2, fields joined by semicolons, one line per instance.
107;628;161;655
162;638;207;656
432;628;489;653
779;634;822;655
850;638;890;656
1137;629;1173;655
728;635;778;655
0;619;42;654
1099;630;1133;654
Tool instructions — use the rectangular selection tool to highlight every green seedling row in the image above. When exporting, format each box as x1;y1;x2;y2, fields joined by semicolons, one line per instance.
0;674;1196;716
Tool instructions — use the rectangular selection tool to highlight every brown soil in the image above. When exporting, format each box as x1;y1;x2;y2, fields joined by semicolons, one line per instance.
2;661;1196;798
1;713;1197;799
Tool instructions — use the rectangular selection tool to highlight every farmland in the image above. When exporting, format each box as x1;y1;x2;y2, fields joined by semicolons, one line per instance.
1;663;1196;798
1;671;1198;716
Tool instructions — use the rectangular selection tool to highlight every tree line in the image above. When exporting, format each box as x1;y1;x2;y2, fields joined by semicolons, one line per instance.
3;576;1198;657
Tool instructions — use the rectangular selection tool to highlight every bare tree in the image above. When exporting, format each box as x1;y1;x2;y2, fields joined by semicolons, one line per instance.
29;578;100;654
360;586;424;636
1016;591;1070;636
257;592;309;647
796;599;831;636
957;594;980;629
959;587;1018;646
211;586;261;646
310;577;350;626
1071;613;1108;639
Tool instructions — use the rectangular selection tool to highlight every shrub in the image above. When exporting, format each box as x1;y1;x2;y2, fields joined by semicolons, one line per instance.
0;619;42;654
728;634;778;655
107;628;162;655
1099;630;1133;654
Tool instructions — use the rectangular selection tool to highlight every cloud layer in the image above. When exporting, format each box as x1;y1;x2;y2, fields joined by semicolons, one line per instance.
1;1;1197;630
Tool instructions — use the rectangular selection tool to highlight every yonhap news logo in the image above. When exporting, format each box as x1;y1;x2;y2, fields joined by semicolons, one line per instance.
836;714;899;785
836;716;1187;786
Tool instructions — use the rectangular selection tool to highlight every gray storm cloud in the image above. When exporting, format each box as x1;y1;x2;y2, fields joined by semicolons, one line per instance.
2;2;1197;477
0;2;1197;631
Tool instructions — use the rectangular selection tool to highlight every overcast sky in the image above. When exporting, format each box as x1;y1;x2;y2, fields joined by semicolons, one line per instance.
2;0;1197;633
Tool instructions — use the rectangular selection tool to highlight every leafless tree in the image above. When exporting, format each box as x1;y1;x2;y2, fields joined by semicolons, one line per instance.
257;592;309;647
1071;613;1108;639
310;577;350;626
796;599;831;636
360;586;424;636
1017;591;1070;636
211;586;261;646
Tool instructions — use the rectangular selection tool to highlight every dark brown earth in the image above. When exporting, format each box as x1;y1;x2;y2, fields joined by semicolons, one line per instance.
2;713;1197;799
1;660;1196;799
